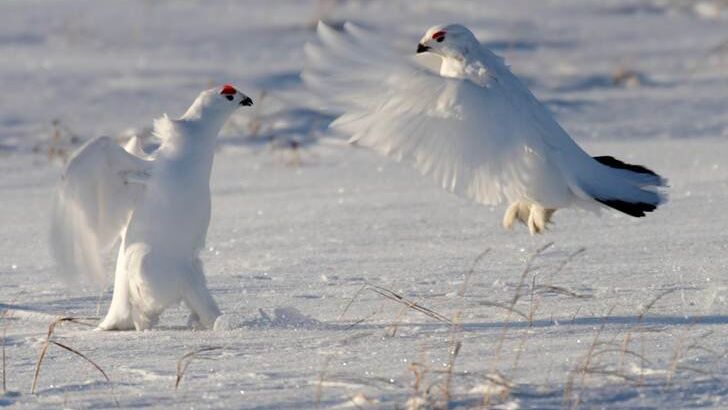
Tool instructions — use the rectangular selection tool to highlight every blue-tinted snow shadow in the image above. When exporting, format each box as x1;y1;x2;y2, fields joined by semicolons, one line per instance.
457;314;728;331
553;72;673;93
543;97;595;114
219;107;335;150
598;3;666;16
1;298;101;317
482;39;576;52
34;381;116;396
0;392;20;407
338;314;728;333
456;314;728;331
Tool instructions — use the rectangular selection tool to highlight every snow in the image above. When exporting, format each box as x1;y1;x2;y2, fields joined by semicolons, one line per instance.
1;0;727;408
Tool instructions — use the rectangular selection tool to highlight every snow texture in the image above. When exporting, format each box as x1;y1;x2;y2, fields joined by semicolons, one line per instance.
0;0;727;409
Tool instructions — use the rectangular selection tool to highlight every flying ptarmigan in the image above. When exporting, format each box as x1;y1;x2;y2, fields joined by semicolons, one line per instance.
51;85;253;330
304;23;667;234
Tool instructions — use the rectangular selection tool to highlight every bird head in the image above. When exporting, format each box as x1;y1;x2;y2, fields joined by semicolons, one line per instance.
416;24;480;60
181;84;253;122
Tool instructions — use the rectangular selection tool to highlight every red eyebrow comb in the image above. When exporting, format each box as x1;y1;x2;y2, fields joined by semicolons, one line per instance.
220;84;237;95
431;31;446;40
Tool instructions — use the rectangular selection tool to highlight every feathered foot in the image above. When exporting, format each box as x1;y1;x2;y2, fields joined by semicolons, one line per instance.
503;201;556;235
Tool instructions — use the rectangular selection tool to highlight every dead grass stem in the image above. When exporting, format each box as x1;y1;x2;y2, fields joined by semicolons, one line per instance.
30;317;116;405
1;310;7;393
174;346;222;390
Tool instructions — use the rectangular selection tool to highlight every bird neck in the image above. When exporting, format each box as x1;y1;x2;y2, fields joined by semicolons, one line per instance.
439;56;468;78
439;50;493;87
158;117;220;179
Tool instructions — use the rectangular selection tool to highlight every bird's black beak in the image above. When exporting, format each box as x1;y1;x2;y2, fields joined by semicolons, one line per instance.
240;96;253;106
416;43;430;53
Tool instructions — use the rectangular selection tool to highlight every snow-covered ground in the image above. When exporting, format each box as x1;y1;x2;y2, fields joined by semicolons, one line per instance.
1;0;727;408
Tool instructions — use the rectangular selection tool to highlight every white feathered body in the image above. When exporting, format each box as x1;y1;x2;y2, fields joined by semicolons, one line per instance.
51;86;252;330
114;119;219;329
304;23;666;234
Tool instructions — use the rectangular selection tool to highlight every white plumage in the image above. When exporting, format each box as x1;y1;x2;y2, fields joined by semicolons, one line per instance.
50;85;253;330
304;22;666;234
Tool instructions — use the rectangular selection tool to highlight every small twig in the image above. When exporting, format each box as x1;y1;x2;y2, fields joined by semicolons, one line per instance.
174;346;222;390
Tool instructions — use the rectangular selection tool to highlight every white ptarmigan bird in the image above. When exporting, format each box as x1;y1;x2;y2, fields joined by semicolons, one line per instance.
51;85;253;330
303;23;667;234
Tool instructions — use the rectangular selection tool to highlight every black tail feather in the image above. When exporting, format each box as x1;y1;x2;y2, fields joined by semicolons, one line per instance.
595;198;657;217
593;156;658;176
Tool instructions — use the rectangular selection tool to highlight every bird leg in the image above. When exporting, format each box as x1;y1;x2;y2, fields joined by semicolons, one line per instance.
503;201;556;235
503;201;531;230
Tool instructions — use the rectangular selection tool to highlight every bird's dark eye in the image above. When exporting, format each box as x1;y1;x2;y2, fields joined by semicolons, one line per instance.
225;95;234;101
436;36;444;43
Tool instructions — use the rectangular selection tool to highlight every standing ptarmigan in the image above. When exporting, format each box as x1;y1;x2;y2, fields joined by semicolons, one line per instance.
303;23;667;234
51;85;253;330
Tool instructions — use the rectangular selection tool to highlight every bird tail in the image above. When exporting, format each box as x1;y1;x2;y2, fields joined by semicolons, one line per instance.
577;156;667;217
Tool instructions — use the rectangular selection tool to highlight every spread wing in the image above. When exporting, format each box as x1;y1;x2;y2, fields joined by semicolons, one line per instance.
303;22;571;206
50;136;152;285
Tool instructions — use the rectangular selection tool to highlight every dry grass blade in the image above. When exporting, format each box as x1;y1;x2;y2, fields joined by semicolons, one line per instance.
366;284;452;324
31;317;95;395
665;321;697;387
592;347;653;367
564;305;615;410
616;288;678;380
675;365;716;377
385;305;409;337
48;341;111;383
344;311;378;331
478;301;529;321
2;310;7;393
509;242;554;307
549;247;585;278
535;285;590;299
582;366;637;382
483;243;553;408
638;289;677;320
315;356;332;409
175;346;222;390
461;247;491;297
441;339;462;407
339;284;367;321
47;340;118;406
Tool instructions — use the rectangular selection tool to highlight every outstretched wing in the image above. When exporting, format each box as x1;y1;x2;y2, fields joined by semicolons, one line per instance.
50;136;152;285
304;22;568;206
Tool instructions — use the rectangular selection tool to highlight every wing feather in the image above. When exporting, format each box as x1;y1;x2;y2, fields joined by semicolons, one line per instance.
50;136;151;285
304;22;556;206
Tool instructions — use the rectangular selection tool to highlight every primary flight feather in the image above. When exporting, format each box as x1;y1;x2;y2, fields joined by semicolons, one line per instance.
50;85;253;330
304;22;666;234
